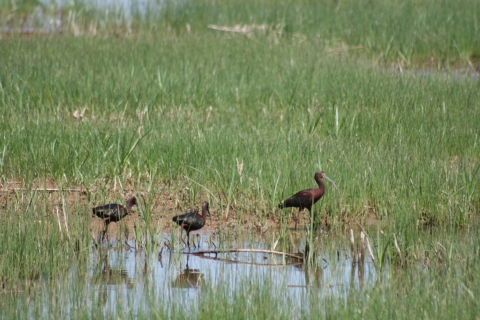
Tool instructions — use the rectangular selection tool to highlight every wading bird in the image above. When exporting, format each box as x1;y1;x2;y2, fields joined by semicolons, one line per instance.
278;172;337;230
92;196;137;241
173;201;211;250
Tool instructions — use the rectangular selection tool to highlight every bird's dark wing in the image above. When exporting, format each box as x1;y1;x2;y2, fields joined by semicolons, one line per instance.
181;215;198;226
279;189;316;208
92;204;120;219
173;212;196;225
173;211;204;231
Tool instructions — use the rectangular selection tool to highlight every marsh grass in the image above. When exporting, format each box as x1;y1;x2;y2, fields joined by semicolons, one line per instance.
2;0;480;64
0;190;90;284
0;29;479;225
0;0;479;318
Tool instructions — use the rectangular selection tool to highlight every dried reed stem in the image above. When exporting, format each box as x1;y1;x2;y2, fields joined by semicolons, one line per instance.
359;231;365;262
55;206;62;233
1;188;86;193
393;233;403;266
349;229;356;262
366;236;376;263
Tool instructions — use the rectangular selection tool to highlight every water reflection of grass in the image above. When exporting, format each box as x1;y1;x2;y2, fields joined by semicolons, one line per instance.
1;228;479;318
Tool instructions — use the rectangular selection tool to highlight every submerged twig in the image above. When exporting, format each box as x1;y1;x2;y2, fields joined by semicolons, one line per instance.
185;248;303;261
158;247;163;262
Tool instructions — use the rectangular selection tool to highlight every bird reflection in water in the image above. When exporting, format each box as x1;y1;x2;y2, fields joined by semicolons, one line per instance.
93;259;134;288
93;258;135;308
171;257;205;289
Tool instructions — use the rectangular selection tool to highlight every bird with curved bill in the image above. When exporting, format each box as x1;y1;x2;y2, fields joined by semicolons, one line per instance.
278;172;337;230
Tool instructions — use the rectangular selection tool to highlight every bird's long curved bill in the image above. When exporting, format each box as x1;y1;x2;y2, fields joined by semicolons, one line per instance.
323;175;338;189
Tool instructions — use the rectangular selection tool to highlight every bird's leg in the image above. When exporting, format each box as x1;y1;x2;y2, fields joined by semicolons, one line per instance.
179;229;187;248
293;210;300;231
99;230;106;244
187;233;191;252
102;222;109;242
178;228;189;249
179;229;184;244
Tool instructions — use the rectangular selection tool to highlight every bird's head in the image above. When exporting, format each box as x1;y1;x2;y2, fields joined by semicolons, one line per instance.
127;196;138;207
315;172;338;189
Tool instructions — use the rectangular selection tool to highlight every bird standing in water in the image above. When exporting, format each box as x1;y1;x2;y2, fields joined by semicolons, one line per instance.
278;172;337;230
173;201;211;250
92;196;137;241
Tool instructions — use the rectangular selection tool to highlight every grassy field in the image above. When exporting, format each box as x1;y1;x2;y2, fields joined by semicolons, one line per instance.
1;30;478;226
0;0;479;318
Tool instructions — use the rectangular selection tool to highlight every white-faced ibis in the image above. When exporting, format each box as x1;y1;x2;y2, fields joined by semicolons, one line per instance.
92;196;137;241
173;201;211;250
278;172;337;230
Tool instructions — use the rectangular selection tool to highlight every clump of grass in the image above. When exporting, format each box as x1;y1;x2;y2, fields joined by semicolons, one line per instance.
0;188;90;283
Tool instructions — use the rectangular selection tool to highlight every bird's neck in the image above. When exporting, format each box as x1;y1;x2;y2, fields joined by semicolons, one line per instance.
316;178;325;191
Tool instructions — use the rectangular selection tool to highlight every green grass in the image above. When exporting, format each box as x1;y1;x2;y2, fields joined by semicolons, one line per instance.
1;34;478;225
2;0;479;65
0;0;479;318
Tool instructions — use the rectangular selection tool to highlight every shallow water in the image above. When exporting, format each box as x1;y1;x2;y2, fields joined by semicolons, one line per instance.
3;225;479;319
5;229;378;318
95;236;377;310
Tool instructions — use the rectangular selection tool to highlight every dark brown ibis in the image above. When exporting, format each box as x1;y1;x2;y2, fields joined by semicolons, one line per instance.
173;201;211;250
92;196;137;241
278;172;337;230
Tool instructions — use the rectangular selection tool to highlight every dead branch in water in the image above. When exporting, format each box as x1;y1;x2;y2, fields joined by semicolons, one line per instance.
195;253;303;268
184;248;303;261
